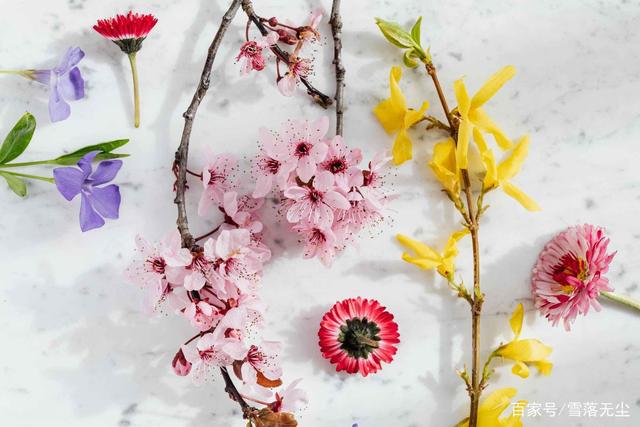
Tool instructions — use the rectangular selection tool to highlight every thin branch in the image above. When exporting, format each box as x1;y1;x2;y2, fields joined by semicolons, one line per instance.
329;0;345;135
174;0;241;251
172;0;254;419
240;0;333;108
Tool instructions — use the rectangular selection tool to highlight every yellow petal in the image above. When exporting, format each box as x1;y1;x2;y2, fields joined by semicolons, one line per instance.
509;303;524;339
453;78;471;117
373;66;407;134
478;388;517;424
502;400;527;427
469;108;513;150
456;118;472;169
405;101;430;129
502;181;541;211
497;135;529;181
392;129;413;165
470;65;516;110
443;229;469;259
511;361;530;378
428;138;459;194
396;234;441;261
402;253;442;270
389;66;407;111
534;360;553;376
498;339;553;362
473;128;498;189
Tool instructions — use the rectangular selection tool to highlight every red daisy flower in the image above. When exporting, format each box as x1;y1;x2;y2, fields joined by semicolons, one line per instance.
318;297;399;376
93;11;158;54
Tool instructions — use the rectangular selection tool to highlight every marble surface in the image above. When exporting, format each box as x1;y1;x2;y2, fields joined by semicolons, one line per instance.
1;0;639;426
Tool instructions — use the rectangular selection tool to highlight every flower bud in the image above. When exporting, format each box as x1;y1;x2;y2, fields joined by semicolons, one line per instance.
172;348;192;376
268;17;278;26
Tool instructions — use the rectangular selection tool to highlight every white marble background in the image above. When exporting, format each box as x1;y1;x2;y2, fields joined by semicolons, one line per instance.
1;0;639;426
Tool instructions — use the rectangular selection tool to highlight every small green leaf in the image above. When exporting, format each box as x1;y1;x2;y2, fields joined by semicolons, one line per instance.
51;139;130;165
0;112;36;164
375;18;417;49
0;171;27;197
411;16;422;45
403;49;420;68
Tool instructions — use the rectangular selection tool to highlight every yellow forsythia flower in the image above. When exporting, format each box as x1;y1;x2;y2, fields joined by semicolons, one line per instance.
456;388;527;427
396;229;468;281
454;66;515;169
495;303;553;378
428;138;460;196
373;66;429;165
474;128;541;211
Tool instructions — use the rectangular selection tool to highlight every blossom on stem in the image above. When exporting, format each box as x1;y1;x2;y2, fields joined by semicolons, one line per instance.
429;138;460;197
32;47;86;122
455;388;526;427
318;135;362;189
453;66;515;169
93;11;158;54
236;33;279;75
253;127;297;198
283;117;329;182
53;151;121;232
198;150;237;216
277;56;313;97
396;229;469;281
475;129;540;211
270;379;308;413
494;303;553;378
532;224;616;330
373;66;429;165
294;222;341;266
318;297;400;376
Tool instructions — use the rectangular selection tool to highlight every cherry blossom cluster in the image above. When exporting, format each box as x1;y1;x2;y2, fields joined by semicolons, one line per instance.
126;159;307;413
253;116;391;266
235;9;322;97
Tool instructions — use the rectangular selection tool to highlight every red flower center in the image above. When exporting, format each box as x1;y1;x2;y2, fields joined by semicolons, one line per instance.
552;253;589;289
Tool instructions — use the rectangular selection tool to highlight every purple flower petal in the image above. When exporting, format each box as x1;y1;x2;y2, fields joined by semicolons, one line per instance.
53;167;85;201
80;192;105;232
77;151;99;177
33;69;52;86
89;160;122;185
55;47;85;75
48;83;71;122
88;184;120;219
57;67;84;101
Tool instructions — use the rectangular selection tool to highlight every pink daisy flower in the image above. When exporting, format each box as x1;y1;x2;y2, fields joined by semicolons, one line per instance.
532;224;616;330
284;171;350;229
318;297;400;376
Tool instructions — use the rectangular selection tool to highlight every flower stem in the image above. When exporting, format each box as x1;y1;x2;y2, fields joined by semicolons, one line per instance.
424;60;483;427
0;160;54;168
127;53;141;128
601;291;640;312
0;170;54;183
0;69;34;79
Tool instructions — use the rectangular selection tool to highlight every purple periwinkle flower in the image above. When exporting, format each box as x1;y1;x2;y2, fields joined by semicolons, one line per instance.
53;151;122;232
34;47;85;122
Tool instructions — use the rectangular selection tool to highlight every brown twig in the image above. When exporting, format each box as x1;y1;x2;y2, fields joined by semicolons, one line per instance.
172;0;255;418
329;0;345;135
240;0;333;109
174;0;240;251
425;61;483;427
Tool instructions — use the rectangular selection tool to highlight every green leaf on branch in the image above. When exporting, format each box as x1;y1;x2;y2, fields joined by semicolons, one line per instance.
375;17;430;65
0;112;36;164
375;18;416;48
410;16;422;45
51;139;130;165
0;171;27;197
403;49;420;68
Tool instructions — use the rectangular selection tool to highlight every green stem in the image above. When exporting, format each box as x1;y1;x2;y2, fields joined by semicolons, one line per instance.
1;170;54;183
601;291;640;312
127;53;141;128
0;69;34;79
0;159;54;168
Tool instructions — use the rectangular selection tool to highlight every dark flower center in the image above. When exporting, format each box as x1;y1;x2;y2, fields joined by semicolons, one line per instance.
148;257;166;274
309;228;326;244
338;317;381;359
295;141;311;157
247;345;265;365
552;253;589;291
309;189;322;203
260;157;281;174
329;157;346;174
241;41;260;57
208;170;225;186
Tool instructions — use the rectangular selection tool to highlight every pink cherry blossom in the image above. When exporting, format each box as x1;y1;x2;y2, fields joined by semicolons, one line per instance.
236;33;278;75
221;191;264;234
198;150;237;216
277;56;313;97
253;127;297;198
238;341;283;399
318;135;362;189
282;117;329;182
284;171;350;228
294;223;342;266
271;379;308;413
182;333;234;385
183;299;221;331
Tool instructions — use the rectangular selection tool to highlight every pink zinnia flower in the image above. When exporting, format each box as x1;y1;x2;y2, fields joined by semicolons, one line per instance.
282;117;329;182
284;171;350;228
532;224;616;330
318;297;400;377
236;33;279;75
198;150;236;216
253;127;296;198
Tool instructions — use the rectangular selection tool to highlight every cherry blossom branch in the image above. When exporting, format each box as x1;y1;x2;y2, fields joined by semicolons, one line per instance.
240;0;333;109
329;0;345;135
174;0;241;251
172;0;254;419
